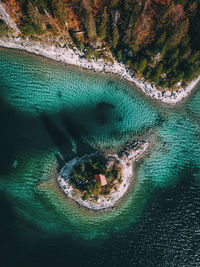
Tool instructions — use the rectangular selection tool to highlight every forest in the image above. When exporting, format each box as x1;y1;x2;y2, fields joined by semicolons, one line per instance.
70;155;122;200
2;0;200;89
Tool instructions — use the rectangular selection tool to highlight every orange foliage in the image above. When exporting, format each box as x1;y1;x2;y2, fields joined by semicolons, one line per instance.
186;2;197;16
130;0;186;49
91;0;107;16
153;0;171;5
67;8;82;31
133;3;156;47
171;4;185;24
61;0;83;31
2;0;23;25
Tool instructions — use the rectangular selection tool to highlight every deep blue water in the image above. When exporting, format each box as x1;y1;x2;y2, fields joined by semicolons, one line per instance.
0;48;200;267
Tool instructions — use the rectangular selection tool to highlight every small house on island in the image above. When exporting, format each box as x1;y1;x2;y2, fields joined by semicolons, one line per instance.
95;174;107;186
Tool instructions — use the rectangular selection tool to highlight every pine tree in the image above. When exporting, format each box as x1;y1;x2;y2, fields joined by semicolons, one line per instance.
51;0;67;25
84;10;97;40
113;26;119;49
117;50;123;61
153;63;163;80
27;1;41;25
138;58;147;75
98;7;109;40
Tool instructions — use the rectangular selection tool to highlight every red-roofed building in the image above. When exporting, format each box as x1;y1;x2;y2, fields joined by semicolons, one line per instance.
95;174;107;186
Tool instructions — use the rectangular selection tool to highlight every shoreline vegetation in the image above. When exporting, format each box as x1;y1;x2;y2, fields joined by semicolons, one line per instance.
0;2;200;105
0;36;199;104
58;140;149;211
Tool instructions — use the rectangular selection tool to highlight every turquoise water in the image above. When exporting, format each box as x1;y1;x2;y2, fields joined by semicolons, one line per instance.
0;48;200;266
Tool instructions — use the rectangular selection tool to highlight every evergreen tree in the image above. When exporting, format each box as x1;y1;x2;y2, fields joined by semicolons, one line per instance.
117;50;123;61
27;1;41;26
98;7;109;40
138;58;147;75
153;63;163;80
113;26;119;49
51;0;67;25
84;10;97;40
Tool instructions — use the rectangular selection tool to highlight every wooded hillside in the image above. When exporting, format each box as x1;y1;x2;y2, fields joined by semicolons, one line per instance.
2;0;200;89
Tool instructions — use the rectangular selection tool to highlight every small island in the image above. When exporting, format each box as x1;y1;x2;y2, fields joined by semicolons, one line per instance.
58;140;149;210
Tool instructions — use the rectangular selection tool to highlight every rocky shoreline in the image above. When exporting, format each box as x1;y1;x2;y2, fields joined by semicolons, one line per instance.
0;2;200;105
0;35;199;105
58;140;149;211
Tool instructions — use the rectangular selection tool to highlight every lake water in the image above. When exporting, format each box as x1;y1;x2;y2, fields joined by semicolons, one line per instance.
0;48;200;267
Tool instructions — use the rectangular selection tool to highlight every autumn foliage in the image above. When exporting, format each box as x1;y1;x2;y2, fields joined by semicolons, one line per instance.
1;0;200;88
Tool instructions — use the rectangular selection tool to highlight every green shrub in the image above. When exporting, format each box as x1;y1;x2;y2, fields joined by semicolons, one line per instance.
82;192;90;200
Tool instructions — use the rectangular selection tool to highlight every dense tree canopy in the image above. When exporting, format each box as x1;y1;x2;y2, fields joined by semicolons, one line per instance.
2;0;200;88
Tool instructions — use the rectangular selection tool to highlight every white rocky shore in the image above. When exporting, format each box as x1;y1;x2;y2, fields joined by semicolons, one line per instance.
0;36;200;104
58;141;149;211
0;2;199;104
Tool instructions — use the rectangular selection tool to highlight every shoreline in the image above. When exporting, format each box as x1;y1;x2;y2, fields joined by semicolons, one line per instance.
0;36;199;104
58;141;149;211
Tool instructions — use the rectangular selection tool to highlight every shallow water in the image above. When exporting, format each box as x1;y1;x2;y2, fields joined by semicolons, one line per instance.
0;48;200;266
